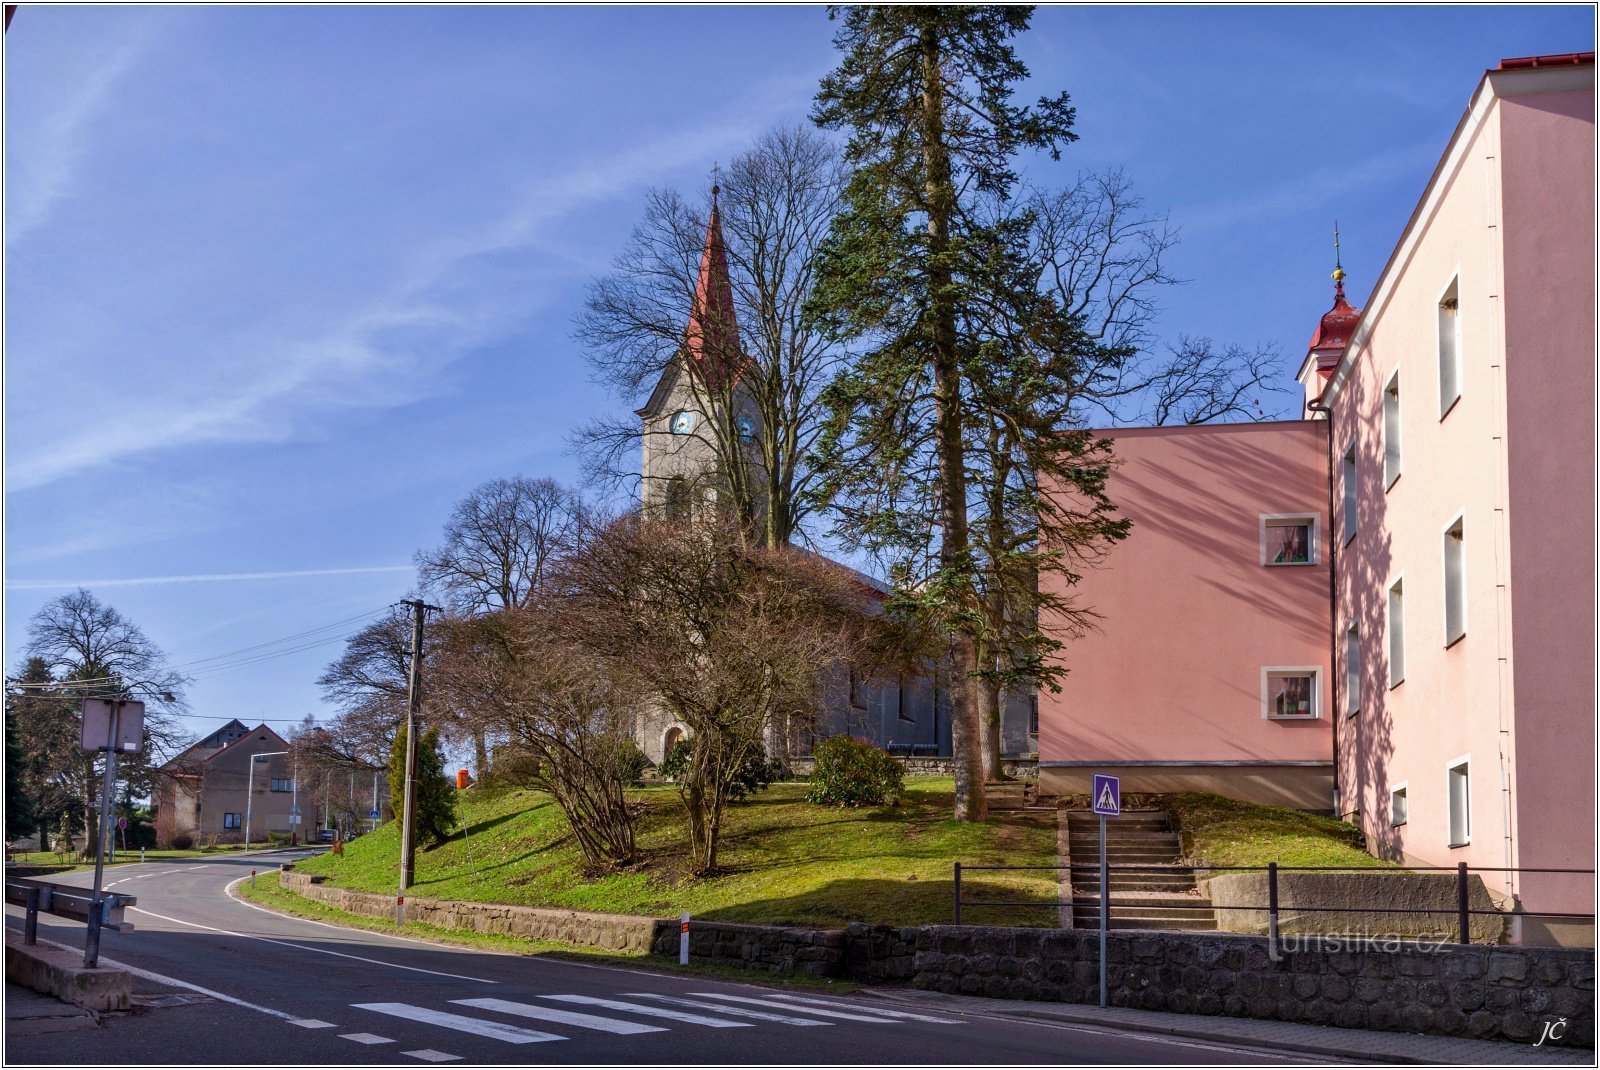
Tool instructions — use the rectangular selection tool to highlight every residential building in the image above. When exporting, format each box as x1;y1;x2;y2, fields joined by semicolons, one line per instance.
154;720;299;846
1038;53;1594;942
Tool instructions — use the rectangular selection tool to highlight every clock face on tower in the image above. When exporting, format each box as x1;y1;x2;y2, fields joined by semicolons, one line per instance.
736;416;755;442
670;410;696;435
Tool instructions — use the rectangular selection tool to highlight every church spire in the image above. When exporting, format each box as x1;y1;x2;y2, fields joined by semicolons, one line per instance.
1306;222;1361;380
684;182;745;391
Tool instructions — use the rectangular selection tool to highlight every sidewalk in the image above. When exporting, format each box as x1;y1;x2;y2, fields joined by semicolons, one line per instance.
4;982;97;1036
862;987;1595;1065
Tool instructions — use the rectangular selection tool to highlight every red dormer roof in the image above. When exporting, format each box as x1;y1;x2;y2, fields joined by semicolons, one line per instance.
1306;279;1362;379
684;190;747;392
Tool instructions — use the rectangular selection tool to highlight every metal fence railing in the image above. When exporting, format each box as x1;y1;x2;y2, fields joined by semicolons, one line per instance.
951;861;1596;945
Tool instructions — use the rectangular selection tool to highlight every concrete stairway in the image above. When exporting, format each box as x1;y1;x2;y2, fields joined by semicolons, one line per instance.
1065;810;1216;931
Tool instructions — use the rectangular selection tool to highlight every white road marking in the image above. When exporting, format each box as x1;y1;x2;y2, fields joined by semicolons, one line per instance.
768;992;966;1023
688;992;905;1023
129;902;498;984
339;1033;394;1045
452;997;667;1035
353;1003;566;1044
20;934;303;1023
402;1050;461;1062
623;992;831;1026
543;994;751;1028
290;1019;338;1028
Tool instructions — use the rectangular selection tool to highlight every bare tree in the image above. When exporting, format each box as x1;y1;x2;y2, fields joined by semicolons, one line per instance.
432;609;643;869
315;607;415;779
1027;169;1292;426
416;477;578;613
550;512;872;873
574;124;849;549
17;589;189;858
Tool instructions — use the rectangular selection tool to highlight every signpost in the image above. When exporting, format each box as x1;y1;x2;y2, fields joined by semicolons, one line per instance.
1091;772;1121;1009
79;698;144;968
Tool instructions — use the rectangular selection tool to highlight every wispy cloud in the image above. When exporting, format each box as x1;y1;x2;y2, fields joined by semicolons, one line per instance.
6;565;413;591
5;68;813;494
1173;140;1440;236
5;15;166;247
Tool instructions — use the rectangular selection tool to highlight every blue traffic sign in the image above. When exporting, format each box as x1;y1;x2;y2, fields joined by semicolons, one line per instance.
1091;773;1120;817
369;809;380;819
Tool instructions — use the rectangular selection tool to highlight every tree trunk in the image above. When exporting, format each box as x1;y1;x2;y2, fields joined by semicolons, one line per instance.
920;22;984;823
472;728;489;782
978;675;1007;782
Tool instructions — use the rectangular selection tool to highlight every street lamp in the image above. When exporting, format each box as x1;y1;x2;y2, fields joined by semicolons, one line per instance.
244;750;288;851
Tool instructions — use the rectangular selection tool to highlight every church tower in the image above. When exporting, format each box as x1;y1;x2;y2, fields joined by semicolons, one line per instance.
635;186;766;526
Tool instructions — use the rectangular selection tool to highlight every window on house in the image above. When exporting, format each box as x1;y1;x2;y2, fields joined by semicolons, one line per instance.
1388;579;1406;687
223;813;241;829
896;674;913;721
1029;693;1039;736
1264;668;1318;719
1439;279;1461;416
1444;515;1466;646
1447;759;1470;846
270;778;294;793
1262;515;1316;566
1390;784;1408;827
1345;623;1361;715
1342;444;1358;543
1384;372;1402;488
848;669;866;710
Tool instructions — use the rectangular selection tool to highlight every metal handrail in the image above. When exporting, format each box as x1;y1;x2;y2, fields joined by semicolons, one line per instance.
950;859;1597;943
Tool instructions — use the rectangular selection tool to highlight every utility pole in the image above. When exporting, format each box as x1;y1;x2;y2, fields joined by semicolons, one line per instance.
397;598;438;892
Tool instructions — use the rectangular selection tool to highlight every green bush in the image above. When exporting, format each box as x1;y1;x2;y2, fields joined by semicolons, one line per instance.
658;739;778;801
805;736;904;807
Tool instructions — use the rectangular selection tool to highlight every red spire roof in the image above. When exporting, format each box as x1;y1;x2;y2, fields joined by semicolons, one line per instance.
1307;256;1362;380
684;188;746;391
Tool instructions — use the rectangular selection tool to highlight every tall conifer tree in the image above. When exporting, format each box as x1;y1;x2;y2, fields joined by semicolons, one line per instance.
810;6;1125;818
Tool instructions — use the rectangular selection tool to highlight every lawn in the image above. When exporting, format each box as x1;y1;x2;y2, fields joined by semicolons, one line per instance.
1160;792;1397;870
5;843;267;871
295;777;1058;928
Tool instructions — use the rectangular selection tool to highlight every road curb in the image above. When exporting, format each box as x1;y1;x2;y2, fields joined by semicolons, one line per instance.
860;988;1594;1066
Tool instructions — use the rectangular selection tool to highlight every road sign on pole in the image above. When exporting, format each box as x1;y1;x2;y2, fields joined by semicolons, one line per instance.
369;809;380;820
1091;773;1120;817
1090;772;1120;1008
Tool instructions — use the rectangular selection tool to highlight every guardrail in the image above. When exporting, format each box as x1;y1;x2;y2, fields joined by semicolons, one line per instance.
951;861;1595;946
5;877;136;965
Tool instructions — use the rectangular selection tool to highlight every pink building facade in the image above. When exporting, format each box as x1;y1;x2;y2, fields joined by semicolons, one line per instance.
1310;56;1595;936
1039;55;1594;939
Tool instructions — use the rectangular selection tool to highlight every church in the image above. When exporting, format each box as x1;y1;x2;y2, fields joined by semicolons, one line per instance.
627;186;1035;767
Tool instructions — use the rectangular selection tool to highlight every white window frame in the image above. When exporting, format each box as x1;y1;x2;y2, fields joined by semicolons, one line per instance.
223;812;242;830
1383;369;1402;490
1261;665;1321;720
1259;513;1320;567
1387;574;1406;688
1345;621;1361;716
1341;441;1358;544
1390;782;1408;827
1446;756;1471;847
1442;511;1467;647
1438;273;1462;419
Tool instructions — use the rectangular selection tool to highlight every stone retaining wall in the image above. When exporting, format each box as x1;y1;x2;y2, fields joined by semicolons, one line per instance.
279;868;665;952
649;920;846;978
909;925;1594;1047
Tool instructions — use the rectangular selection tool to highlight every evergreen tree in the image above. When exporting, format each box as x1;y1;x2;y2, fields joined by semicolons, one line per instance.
6;706;35;842
387;723;454;847
809;5;1096;820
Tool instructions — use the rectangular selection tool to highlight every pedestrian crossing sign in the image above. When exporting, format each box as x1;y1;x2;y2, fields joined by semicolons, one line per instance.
1091;773;1120;816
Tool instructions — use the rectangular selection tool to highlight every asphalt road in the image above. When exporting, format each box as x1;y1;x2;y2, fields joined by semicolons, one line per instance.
7;852;1322;1065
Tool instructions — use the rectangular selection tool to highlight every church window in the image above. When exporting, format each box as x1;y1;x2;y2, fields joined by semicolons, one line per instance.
665;477;691;521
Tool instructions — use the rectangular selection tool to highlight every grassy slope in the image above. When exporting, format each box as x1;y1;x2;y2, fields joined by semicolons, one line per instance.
297;778;1058;927
1162;792;1396;870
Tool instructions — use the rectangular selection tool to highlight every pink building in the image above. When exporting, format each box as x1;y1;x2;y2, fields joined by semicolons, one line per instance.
1040;54;1594;940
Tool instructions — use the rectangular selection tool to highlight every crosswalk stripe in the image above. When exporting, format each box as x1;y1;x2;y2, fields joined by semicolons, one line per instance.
542;994;752;1028
621;993;831;1026
339;1033;394;1044
767;993;966;1024
687;992;904;1023
402;1050;460;1062
352;1003;566;1044
290;1019;338;1029
451;998;667;1035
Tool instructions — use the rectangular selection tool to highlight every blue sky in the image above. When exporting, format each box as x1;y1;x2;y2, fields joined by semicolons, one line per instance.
5;5;1592;749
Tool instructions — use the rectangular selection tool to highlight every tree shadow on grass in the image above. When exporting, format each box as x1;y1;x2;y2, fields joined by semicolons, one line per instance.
692;876;1060;930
